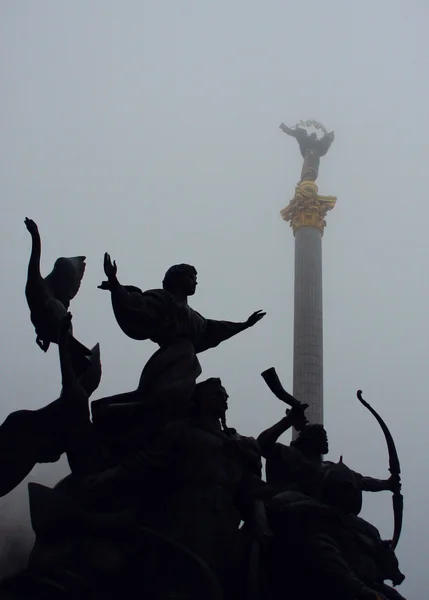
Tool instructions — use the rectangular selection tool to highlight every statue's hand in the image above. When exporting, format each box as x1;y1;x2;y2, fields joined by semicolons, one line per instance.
286;405;308;430
24;217;39;235
246;310;266;327
36;336;49;351
103;252;117;280
386;473;402;493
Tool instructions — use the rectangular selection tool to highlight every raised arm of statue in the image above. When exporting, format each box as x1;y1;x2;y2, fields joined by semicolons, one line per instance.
98;253;147;312
257;406;306;457
257;414;292;457
98;253;171;341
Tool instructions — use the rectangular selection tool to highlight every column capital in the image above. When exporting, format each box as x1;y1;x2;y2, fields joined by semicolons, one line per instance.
280;180;336;235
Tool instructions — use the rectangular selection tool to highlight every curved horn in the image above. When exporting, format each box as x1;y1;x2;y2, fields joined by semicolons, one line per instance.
261;368;307;411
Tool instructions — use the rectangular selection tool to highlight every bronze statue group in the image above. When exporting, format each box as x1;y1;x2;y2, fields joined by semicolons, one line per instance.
0;218;406;599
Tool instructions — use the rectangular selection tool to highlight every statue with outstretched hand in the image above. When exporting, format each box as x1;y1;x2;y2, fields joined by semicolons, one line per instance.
93;253;266;429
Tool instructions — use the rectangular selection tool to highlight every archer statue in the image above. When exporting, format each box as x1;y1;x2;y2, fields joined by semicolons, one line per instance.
280;120;335;182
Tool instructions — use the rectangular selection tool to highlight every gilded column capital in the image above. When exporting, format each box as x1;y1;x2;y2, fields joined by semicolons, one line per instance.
280;180;336;235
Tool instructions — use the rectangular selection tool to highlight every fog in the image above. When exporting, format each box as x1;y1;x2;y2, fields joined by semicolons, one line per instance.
1;1;428;595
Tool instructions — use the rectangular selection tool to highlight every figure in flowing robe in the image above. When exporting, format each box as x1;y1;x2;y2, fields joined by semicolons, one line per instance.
92;255;266;432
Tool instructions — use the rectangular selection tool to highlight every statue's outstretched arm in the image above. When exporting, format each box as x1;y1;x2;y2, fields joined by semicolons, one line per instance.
280;123;309;141
280;122;296;136
358;473;399;493
197;311;266;353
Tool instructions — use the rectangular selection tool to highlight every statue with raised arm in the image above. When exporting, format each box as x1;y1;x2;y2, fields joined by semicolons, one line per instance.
258;407;400;503
24;217;92;375
280;120;334;182
93;254;266;432
279;121;337;232
257;375;405;600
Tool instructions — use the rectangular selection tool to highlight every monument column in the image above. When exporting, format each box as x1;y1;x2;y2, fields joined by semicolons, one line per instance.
279;120;336;432
293;225;324;424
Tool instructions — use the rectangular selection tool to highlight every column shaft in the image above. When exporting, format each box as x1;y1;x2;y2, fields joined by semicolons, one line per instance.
293;226;324;427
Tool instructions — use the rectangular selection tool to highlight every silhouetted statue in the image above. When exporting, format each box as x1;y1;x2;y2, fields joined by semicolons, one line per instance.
257;407;405;600
0;314;101;497
267;460;406;600
258;407;400;500
94;254;266;430
1;216;409;600
86;378;271;591
280;122;335;182
24;217;92;374
1;379;270;600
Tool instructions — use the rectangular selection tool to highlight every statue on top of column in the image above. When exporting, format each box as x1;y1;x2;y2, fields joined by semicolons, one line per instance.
280;120;335;182
279;120;337;233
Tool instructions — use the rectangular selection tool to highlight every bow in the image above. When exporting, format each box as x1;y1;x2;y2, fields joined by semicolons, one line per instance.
356;390;403;549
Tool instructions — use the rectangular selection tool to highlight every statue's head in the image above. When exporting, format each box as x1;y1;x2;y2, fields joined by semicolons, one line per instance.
291;424;329;455
162;264;197;296
309;132;318;141
191;377;229;419
321;460;362;515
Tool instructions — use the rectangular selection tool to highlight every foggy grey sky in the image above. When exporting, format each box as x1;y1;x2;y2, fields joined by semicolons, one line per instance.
1;1;428;594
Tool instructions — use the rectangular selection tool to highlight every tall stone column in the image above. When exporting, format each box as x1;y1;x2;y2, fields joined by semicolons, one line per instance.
281;178;336;434
293;226;323;425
